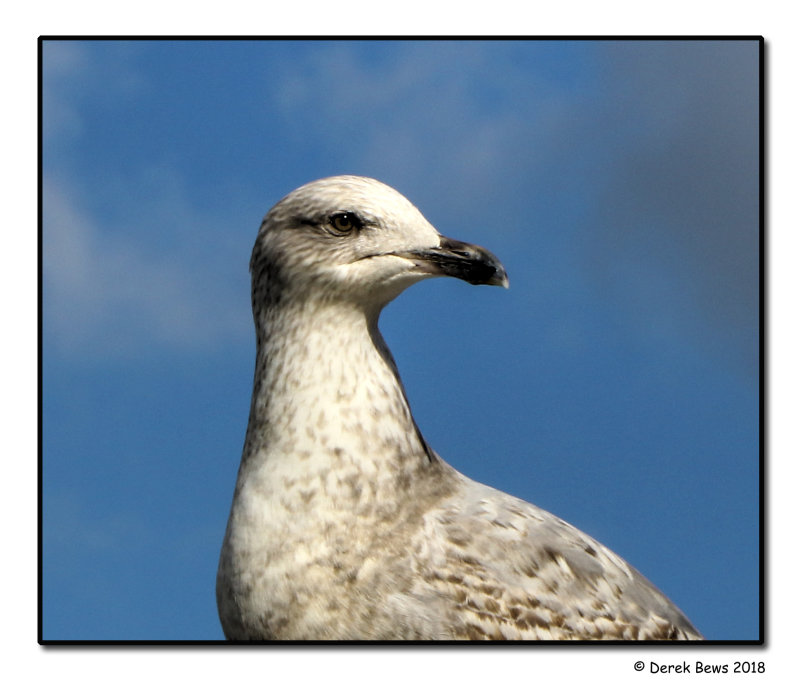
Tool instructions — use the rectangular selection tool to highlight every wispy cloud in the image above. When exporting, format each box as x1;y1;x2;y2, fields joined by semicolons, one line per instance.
42;172;250;359
42;41;250;360
42;42;90;142
271;41;569;218
42;41;147;144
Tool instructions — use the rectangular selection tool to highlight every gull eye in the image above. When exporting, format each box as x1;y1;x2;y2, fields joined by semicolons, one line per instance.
329;211;360;234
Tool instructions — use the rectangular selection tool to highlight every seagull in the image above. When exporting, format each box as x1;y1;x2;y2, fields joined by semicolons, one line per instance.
216;175;702;641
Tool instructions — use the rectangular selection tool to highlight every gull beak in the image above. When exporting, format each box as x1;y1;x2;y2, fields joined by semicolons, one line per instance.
397;236;509;288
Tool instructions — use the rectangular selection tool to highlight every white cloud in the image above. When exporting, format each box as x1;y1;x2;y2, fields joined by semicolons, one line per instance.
271;42;565;220
42;172;249;360
41;41;90;142
42;41;148;144
41;41;249;361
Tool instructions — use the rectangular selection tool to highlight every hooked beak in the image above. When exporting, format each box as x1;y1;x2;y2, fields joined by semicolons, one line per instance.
396;236;509;289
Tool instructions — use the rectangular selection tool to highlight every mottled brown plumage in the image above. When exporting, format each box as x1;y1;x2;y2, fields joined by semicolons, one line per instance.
216;176;702;641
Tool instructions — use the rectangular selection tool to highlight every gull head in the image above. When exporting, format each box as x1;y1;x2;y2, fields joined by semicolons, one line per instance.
251;175;508;314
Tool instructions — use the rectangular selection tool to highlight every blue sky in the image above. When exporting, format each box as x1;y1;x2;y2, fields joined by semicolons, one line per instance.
41;39;760;641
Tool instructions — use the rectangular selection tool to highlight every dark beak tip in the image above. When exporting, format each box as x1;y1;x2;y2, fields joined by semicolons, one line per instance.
398;237;508;289
478;252;509;289
486;268;509;289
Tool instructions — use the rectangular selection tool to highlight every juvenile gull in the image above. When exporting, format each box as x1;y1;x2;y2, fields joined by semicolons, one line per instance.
216;176;702;641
